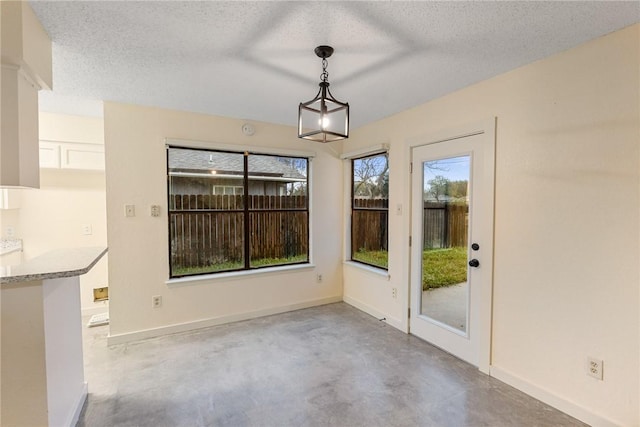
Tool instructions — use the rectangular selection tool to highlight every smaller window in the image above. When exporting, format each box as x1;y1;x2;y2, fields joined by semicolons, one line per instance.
351;153;389;269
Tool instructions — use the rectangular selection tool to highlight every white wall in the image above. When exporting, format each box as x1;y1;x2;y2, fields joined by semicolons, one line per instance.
19;170;109;314
103;103;343;343
17;112;108;315
39;111;103;144
342;24;639;426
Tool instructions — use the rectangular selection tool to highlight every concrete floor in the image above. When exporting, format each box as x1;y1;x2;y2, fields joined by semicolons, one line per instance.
79;303;585;427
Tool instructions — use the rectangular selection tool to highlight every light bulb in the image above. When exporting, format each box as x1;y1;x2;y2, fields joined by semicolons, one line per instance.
320;115;330;130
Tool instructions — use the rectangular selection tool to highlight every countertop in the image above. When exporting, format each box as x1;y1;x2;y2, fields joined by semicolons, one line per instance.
0;247;107;285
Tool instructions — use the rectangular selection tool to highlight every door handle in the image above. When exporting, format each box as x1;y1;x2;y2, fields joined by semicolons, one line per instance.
468;259;480;268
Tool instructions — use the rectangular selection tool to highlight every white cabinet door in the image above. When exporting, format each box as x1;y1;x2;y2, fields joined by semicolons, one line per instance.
39;141;61;168
39;141;105;171
60;143;104;170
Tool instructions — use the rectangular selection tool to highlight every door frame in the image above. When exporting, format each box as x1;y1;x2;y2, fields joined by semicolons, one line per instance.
406;118;496;374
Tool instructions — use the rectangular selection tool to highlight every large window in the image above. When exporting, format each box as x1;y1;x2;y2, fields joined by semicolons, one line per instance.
351;153;389;269
167;147;309;278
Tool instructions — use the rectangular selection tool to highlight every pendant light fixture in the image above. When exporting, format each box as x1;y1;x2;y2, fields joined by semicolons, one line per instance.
298;45;349;143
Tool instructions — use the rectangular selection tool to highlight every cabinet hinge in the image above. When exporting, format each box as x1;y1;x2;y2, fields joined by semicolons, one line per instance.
408;307;411;318
409;235;412;247
410;162;413;173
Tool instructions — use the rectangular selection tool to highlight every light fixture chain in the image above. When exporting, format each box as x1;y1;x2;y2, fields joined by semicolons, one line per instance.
321;58;329;82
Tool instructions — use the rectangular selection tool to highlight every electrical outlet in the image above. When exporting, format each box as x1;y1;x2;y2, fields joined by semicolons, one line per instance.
125;204;136;217
392;287;398;299
587;357;603;380
316;274;323;283
82;224;93;235
152;295;162;308
5;226;15;238
150;205;161;217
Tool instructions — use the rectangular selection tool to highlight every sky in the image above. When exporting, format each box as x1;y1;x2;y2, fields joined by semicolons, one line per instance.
423;155;470;185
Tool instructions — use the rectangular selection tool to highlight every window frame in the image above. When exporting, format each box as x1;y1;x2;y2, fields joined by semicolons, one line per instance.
167;145;310;279
350;152;389;271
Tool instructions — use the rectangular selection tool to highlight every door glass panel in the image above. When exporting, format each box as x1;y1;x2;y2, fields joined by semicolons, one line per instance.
421;156;470;332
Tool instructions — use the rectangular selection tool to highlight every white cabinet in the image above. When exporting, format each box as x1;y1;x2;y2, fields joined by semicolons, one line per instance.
39;140;105;171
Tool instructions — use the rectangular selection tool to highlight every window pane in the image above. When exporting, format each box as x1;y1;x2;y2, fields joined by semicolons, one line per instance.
421;156;470;332
247;154;308;267
168;148;245;276
351;153;389;269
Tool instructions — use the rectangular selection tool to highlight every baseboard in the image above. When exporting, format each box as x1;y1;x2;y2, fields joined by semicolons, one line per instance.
65;382;87;427
107;296;343;346
490;366;621;427
343;295;405;332
82;304;109;317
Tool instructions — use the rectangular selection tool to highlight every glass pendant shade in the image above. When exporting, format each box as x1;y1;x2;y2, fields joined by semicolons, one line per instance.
298;46;349;143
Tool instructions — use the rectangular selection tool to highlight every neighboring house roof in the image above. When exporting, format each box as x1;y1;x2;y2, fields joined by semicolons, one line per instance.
168;148;306;180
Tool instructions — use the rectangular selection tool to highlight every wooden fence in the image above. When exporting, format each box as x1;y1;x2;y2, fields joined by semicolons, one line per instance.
352;198;389;252
423;202;468;249
169;194;308;270
169;195;467;271
352;199;467;250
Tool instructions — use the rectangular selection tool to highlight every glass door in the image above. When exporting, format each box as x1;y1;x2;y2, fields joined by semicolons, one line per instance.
409;129;494;369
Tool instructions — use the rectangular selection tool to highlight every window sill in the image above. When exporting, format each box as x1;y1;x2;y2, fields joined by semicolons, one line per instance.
343;261;390;279
166;263;316;286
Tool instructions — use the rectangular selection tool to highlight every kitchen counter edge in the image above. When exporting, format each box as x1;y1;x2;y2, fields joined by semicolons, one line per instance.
0;247;107;285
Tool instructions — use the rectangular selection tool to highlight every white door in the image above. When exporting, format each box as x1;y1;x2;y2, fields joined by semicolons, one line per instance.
410;128;494;370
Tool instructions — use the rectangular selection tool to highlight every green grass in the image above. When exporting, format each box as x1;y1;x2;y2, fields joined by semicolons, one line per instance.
250;254;308;267
175;249;466;290
353;249;388;269
172;254;308;276
172;261;243;276
353;247;467;291
422;247;467;290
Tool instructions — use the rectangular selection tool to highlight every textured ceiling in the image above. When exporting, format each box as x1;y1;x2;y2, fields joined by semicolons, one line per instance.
30;1;640;129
